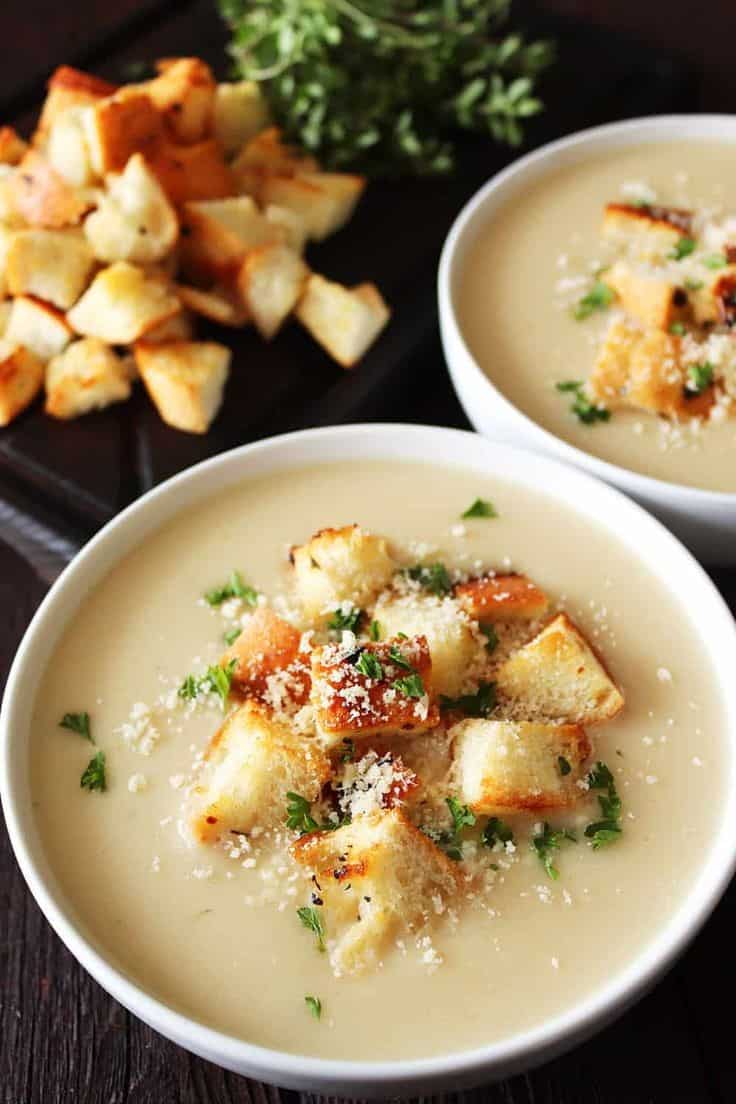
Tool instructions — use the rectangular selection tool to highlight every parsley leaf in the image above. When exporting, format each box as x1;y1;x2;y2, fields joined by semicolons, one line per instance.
584;760;623;849
387;645;413;670
555;380;611;425
423;796;476;860
286;792;319;834
558;755;571;776
669;237;696;261
305;995;322;1019
684;362;714;396
354;650;384;680
461;498;497;520
340;738;355;763
392;672;425;698
482;817;514;848
573;281;615;320
179;660;237;708
80;750;106;793
59;712;93;743
684;277;704;291
406;562;452;595
369;619;381;641
532;822;576;880
669;321;686;336
440;680;496;718
703;253;728;270
480;624;498;654
204;570;258;608
447;796;476;835
297;906;326;951
223;626;242;646
327;605;362;633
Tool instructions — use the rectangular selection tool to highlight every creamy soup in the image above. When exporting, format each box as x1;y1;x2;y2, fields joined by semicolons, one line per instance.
458;141;736;492
31;461;726;1060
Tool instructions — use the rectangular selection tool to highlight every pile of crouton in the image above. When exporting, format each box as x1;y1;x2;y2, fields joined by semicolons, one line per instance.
186;524;624;973
585;202;736;419
0;59;390;432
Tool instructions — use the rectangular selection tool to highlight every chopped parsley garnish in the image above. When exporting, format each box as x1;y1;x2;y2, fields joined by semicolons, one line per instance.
297;906;326;951
573;281;615;321
305;995;322;1020
555;380;611;425
369;619;381;641
447;796;476;835
584;760;623;849
669;237;696;261
204;570;258;608
482;816;514;849
424;797;476;860
178;675;199;701
684;361;714;396
480;624;498;653
388;645;413;670
80;750;106;793
703;253;728;270
327;605;362;633
392;672;425;698
340;738;355;763
59;712;93;743
461;498;497;520
440;680;496;718
286;791;319;834
669;321;686;336
223;626;242;647
354;650;384;680
684;277;704;291
557;755;571;776
178;660;237;708
531;822;576;880
406;562;452;595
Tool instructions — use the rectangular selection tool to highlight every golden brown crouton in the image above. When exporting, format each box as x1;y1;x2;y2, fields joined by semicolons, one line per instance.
311;635;439;743
84;152;178;264
601;202;691;259
230;127;318;199
190;699;329;843
236;242;308;339
454;573;549;623
496;612;624;724
291;808;458;973
221;606;310;706
6;150;90;228
605;259;688;331
33;66;117;150
81;90;163;175
291;523;396;621
213;81;270;156
146;138;234;206
68;262;181;343
5;229;95;309
263;203;309;254
0;127;28;166
45;106;96;187
4;295;72;361
179;195;283;282
135;338;230;433
143;310;195;343
0;342;44;425
176;283;248;327
0;302;11;336
451;719;591;814
689;264;736;325
295;274;390;368
260;171;365;242
45;337;132;419
146;58;216;145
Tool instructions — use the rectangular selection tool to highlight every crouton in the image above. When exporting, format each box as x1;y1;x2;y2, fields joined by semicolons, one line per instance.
45;337;132;419
68;262;181;343
7;150;89;228
496;612;624;724
230;127;318;199
0;127;28;166
213;81;270;156
236;243;308;339
291;524;396;621
221;606;311;707
180;195;283;282
146;138;234;206
4;296;72;361
176;283;248;327
32;66;117;150
135;339;230;433
311;635;439;743
0;224;14;299
146;58;216;145
291;808;458;973
81;90;163;176
689;265;736;326
295;274;390;368
260;171;365;242
605;259;689;330
142;310;194;343
84;153;178;264
189;700;329;843
0;341;44;425
45;106;96;186
374;592;485;698
455;573;549;623
264;204;309;254
0;302;11;336
601;202;691;259
6;229;95;309
451;719;591;814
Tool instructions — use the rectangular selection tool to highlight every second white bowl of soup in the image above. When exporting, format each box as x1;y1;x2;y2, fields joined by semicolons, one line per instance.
439;115;736;564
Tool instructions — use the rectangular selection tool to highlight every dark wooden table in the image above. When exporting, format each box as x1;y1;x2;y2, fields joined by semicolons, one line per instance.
2;2;736;1102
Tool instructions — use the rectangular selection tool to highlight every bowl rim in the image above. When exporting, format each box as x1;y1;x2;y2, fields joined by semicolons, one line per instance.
2;421;736;1093
438;112;736;504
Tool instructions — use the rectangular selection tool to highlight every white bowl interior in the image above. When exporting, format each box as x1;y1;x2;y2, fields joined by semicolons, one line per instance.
2;423;736;1095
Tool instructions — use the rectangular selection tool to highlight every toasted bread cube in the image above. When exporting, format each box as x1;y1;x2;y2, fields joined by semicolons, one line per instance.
496;613;624;724
455;573;550;623
236;242;308;339
180;195;283;282
176;283;248;327
147;138;234;206
0;341;44;425
45;337;132;419
45;106;96;187
190;700;329;843
0;224;14;299
295;274;390;368
222;606;311;707
146;58;216;144
6;150;89;228
587;317;640;407
291;524;396;620
291;808;458;973
601;202;690;259
311;635;439;743
142;310;194;343
605;259;687;330
374;593;485;698
690;265;736;326
84;153;178;264
33;66;117;150
6;229;95;309
0;302;11;336
4;296;72;361
264;203;308;254
231;127;318;199
0;127;28;166
68;262;181;343
260;171;365;242
135;339;230;433
451;720;591;814
81;90;163;176
213;81;270;156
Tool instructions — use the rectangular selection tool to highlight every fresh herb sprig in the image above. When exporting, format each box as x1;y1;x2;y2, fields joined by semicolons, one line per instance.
573;281;614;321
440;680;496;717
532;822;576;880
482;816;514;849
462;498;497;519
80;750;107;793
424;796;476;861
555;380;611;425
305;995;322;1019
297;905;326;951
584;761;623;848
684;362;714;397
179;660;238;707
59;712;93;743
406;562;452;595
328;605;362;633
205;570;258;608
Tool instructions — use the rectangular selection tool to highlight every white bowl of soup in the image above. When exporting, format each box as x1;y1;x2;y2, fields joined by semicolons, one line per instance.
2;423;736;1095
438;115;736;564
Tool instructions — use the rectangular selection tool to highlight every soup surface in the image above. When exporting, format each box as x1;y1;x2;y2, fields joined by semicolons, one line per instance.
458;141;736;492
31;460;725;1060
